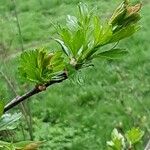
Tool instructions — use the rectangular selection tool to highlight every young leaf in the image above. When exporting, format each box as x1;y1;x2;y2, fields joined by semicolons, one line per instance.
109;0;142;28
110;25;140;43
0;100;4;117
53;38;70;57
0;113;21;131
19;49;65;84
107;128;125;150
93;48;128;59
55;1;141;69
66;15;79;31
93;16;102;45
97;23;113;46
125;127;144;145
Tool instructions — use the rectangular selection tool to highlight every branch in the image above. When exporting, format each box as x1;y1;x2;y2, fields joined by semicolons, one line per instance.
4;72;68;113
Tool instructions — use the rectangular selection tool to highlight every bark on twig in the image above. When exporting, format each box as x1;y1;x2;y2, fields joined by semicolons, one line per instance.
4;72;68;113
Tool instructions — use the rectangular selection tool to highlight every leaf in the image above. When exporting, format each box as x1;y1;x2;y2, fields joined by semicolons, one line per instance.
110;25;140;43
19;49;65;84
72;29;85;57
78;2;90;26
55;1;141;69
107;129;125;150
97;24;113;46
19;49;41;83
54;39;70;57
66;15;79;31
126;3;142;17
125;127;144;145
0;100;4;117
93;16;102;45
0;113;22;131
109;1;142;27
14;141;43;150
109;1;126;26
93;48;128;59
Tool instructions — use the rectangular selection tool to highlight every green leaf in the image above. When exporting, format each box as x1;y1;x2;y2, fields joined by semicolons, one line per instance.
125;127;144;145
93;48;128;59
109;1;141;28
107;129;125;150
19;49;65;84
110;25;140;43
78;2;90;27
55;1;141;69
0;100;4;117
0;113;21;131
109;1;127;26
66;15;79;31
93;16;102;45
54;38;70;57
97;24;113;46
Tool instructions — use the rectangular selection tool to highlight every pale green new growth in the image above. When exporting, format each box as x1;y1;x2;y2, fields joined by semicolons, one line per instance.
107;128;144;150
19;0;141;84
0;0;143;149
125;127;144;145
19;49;65;84
55;0;141;70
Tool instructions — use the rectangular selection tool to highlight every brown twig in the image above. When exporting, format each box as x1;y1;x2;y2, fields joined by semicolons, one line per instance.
4;72;68;113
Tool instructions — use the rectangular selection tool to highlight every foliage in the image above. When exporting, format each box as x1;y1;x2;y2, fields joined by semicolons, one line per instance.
19;0;141;86
0;113;21;131
54;0;141;69
1;0;149;150
0;100;42;149
125;127;144;146
107;128;144;150
19;49;65;84
0;100;21;131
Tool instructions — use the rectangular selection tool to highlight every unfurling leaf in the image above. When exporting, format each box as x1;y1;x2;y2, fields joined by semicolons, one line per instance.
125;127;144;145
109;0;141;28
107;128;125;150
19;49;65;84
110;25;140;43
93;49;128;59
56;1;141;69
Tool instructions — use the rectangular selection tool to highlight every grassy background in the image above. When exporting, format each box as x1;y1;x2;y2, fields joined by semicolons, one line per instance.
0;0;150;149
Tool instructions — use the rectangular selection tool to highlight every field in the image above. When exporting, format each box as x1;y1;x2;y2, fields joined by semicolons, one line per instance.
0;0;150;149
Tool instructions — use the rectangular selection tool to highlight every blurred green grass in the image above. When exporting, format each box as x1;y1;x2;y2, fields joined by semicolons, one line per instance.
0;0;150;149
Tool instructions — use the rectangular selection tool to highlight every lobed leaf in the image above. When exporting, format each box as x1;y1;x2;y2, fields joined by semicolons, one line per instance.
19;49;65;84
0;113;21;131
93;48;128;59
110;25;140;43
125;127;144;145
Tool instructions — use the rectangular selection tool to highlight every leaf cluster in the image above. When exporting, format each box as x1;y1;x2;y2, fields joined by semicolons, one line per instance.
55;0;141;69
19;49;65;84
0;101;43;150
107;127;144;150
19;0;141;84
